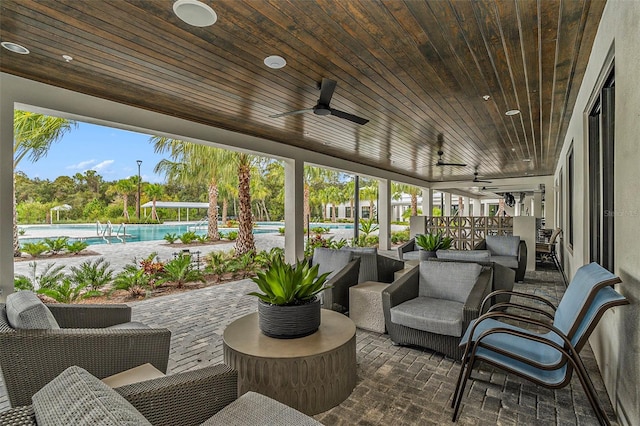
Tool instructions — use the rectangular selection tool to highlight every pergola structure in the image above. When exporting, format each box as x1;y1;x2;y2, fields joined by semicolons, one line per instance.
1;1;639;423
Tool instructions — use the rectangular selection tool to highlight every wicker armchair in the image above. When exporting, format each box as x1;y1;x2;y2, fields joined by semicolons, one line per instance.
382;261;492;359
0;363;321;426
0;301;171;407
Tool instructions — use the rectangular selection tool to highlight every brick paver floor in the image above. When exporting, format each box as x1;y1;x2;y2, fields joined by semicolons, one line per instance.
0;264;618;425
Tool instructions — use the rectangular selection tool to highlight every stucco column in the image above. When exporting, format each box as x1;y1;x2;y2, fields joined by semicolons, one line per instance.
0;84;14;301
421;188;433;217
444;192;452;216
378;178;391;250
284;158;304;263
472;198;481;216
545;186;555;229
533;190;542;218
462;196;470;216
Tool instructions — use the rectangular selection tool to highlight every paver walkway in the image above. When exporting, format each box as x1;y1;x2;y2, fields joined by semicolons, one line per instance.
0;263;617;425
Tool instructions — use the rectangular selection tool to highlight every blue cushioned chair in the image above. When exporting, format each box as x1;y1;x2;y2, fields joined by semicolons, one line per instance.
452;262;629;425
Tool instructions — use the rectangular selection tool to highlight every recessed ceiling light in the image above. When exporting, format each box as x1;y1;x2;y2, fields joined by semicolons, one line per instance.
482;95;490;101
264;55;286;69
505;109;521;116
511;148;516;152
523;158;532;162
173;0;217;27
1;41;29;54
62;54;73;62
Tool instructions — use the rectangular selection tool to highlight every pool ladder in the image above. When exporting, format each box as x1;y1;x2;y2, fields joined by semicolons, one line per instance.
96;221;126;243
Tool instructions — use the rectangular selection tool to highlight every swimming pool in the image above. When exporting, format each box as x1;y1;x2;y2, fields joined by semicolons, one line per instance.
19;222;281;246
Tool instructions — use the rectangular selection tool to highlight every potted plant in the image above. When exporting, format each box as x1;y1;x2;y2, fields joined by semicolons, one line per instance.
415;232;453;260
248;257;331;339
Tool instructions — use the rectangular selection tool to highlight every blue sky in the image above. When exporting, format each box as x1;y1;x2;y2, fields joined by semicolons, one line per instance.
16;122;167;183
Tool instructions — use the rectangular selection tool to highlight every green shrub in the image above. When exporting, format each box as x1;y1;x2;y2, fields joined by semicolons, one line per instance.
68;257;114;292
225;231;238;241
111;262;151;298
254;247;285;269
157;254;204;288
14;262;65;291
43;237;69;255
38;278;101;303
163;233;178;244
391;230;410;244
66;240;89;254
304;235;348;258
195;234;209;243
21;242;49;257
228;251;258;279
278;227;285;235
205;250;235;281
179;231;197;244
14;275;34;291
310;226;329;235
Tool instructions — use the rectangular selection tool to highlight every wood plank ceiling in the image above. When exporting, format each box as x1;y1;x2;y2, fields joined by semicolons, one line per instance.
0;0;605;183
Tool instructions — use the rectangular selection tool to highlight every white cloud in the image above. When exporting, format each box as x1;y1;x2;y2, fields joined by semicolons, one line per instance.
92;160;115;171
66;159;96;170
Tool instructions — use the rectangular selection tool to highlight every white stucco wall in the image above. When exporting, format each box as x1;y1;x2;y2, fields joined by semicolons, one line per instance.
555;1;640;423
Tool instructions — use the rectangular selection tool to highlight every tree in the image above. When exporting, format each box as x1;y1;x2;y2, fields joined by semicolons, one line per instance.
393;183;421;217
110;178;136;220
360;183;378;219
152;137;233;241
13;111;76;256
234;153;256;255
144;183;164;221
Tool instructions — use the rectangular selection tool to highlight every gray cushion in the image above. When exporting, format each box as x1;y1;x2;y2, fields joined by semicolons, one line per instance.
418;261;482;303
342;247;378;282
402;251;421;261
491;255;519;269
485;235;520;257
312;247;353;279
5;291;60;330
436;250;491;262
390;297;465;337
203;391;322;425
32;366;151;426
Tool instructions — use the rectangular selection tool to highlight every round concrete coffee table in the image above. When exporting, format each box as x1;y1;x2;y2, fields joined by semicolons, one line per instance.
223;309;356;415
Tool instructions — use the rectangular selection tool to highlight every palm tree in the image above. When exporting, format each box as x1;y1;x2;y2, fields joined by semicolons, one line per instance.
343;180;356;221
13;111;76;256
234;153;256;255
111;178;136;220
325;186;344;222
152;137;233;241
144;183;164;221
304;166;329;229
360;183;378;220
393;183;421;217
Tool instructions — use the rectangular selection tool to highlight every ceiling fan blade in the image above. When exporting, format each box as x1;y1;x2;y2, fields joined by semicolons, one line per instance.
329;108;369;125
318;78;337;106
269;109;313;118
436;161;467;167
474;179;493;183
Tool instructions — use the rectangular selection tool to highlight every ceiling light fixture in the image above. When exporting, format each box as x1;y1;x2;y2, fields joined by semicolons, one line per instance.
482;95;490;101
505;109;521;116
1;41;29;54
264;55;286;69
523;158;532;162
62;54;73;62
173;0;217;27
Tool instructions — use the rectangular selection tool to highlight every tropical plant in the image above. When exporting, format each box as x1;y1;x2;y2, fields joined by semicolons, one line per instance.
205;250;235;281
21;241;49;257
224;231;238;241
38;278;101;303
13;262;66;291
228;251;258;279
415;232;452;252
278;227;285;235
310;226;329;235
359;217;379;237
179;231;197;244
68;257;114;292
144;183;164;221
234;152;256;256
13;110;76;256
111;178;136;220
157;254;204;288
391;229;410;244
43;237;69;254
66;240;89;254
248;257;331;306
111;262;151;298
254;247;285;269
195;234;209;243
163;233;178;244
304;235;348;257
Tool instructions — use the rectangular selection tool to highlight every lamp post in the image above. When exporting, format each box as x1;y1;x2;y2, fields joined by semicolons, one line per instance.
136;160;142;220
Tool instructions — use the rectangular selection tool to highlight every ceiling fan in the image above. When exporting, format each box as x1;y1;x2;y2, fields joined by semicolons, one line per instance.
434;134;467;167
472;167;492;183
269;78;369;125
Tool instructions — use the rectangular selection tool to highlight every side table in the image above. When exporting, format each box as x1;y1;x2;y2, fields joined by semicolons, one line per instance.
349;281;389;333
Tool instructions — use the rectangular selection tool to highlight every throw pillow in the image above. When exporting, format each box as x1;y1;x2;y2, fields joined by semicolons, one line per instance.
5;290;60;329
32;366;151;426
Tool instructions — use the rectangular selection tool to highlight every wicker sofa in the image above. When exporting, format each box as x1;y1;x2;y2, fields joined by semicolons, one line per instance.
382;261;492;359
0;291;171;407
0;365;321;426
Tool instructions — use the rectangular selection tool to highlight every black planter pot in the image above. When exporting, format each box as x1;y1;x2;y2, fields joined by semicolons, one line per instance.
258;297;321;339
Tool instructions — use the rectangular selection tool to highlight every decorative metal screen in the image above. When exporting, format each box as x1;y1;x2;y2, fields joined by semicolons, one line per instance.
424;216;513;250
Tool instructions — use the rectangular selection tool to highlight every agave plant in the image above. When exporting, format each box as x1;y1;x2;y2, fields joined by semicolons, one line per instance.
415;232;452;252
248;257;331;306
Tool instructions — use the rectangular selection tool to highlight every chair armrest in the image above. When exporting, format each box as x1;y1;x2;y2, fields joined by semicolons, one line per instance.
377;255;405;283
116;364;237;426
397;238;415;260
480;290;557;315
517;240;527;271
382;265;419;310
324;257;361;312
463;268;492;327
0;328;171;407
473;240;487;250
48;304;132;328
